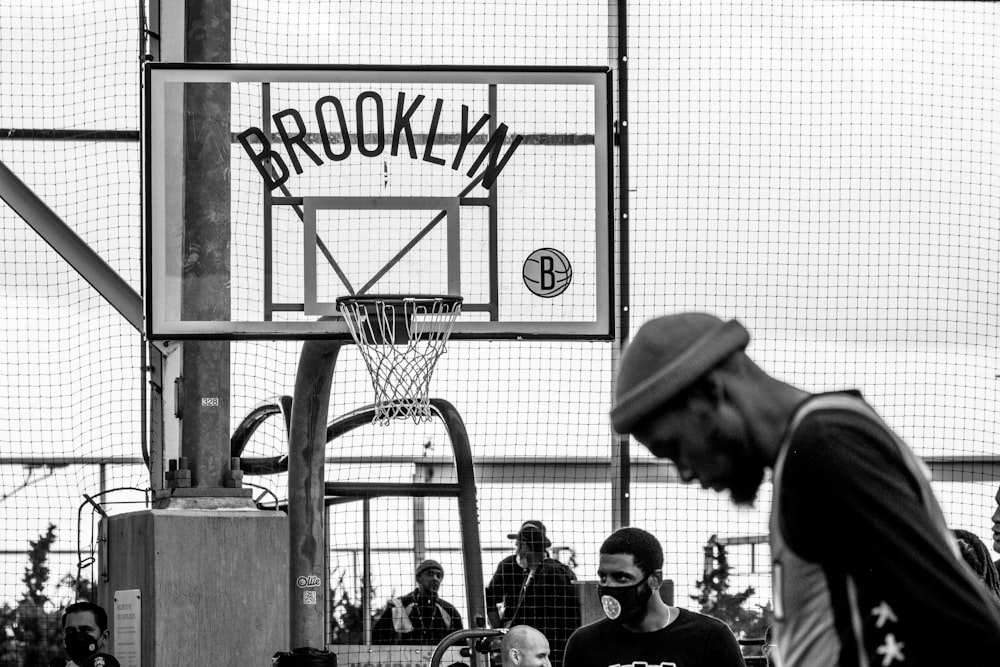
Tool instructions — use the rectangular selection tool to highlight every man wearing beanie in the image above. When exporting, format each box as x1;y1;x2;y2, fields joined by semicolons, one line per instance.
372;559;462;645
611;312;1000;666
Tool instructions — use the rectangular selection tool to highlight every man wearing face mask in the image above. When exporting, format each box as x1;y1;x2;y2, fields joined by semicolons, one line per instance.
564;527;744;667
49;601;120;667
485;520;580;667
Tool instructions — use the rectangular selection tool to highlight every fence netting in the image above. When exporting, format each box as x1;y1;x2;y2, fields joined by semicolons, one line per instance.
1;1;997;665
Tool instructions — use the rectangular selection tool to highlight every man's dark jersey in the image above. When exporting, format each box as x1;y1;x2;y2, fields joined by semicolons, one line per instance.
563;608;745;667
771;391;1000;666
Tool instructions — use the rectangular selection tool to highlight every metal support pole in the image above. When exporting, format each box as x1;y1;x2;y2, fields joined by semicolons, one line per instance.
179;0;232;491
288;340;342;649
610;0;633;530
363;498;372;644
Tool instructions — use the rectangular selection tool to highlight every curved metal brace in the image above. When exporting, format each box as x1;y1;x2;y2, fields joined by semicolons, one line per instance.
424;399;487;636
233;400;404;475
231;395;293;474
430;628;506;667
316;399;488;651
288;340;343;650
234;399;460;475
231;395;292;453
233;364;485;654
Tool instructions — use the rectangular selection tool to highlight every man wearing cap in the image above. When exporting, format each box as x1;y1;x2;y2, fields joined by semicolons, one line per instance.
486;521;580;667
372;559;462;645
610;312;1000;666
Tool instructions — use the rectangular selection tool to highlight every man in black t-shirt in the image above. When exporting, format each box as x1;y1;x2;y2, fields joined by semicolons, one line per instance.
610;312;1000;666
565;527;744;667
486;520;580;667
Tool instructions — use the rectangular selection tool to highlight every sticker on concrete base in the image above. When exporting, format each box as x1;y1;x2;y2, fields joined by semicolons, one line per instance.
303;590;317;605
113;589;142;667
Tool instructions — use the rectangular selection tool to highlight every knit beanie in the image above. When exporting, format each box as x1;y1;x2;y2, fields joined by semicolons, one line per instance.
611;313;749;433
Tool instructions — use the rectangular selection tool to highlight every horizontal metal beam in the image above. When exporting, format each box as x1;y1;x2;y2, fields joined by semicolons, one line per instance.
1;454;997;485
0;457;142;466
922;457;1000;483
717;534;769;547
325;482;462;498
399;455;1000;486
0;128;139;141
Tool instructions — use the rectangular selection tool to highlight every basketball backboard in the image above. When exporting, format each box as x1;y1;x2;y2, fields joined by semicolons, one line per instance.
144;64;612;340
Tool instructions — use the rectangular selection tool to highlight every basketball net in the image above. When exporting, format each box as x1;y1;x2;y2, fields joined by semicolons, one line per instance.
337;295;462;425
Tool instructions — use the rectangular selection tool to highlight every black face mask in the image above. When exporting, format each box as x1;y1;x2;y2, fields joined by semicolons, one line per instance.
598;578;654;624
64;629;100;664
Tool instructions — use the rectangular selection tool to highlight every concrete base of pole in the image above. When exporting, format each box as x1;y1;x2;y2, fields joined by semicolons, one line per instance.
152;487;256;509
100;509;288;666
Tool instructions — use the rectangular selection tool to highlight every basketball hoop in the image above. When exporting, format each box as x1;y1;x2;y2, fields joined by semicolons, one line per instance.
336;294;463;425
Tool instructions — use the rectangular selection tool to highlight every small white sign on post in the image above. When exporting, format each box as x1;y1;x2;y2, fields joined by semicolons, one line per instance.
113;589;141;667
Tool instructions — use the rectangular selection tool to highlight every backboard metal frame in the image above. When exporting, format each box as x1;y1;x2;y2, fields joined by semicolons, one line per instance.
144;64;614;340
303;196;462;316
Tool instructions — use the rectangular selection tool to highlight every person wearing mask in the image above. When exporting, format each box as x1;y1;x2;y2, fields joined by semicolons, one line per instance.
49;601;120;667
564;527;744;667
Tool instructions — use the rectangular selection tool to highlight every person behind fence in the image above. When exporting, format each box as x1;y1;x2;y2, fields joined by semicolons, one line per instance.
49;600;120;667
610;311;1000;666
371;559;463;645
991;483;1000;572
954;528;1000;601
564;527;745;667
485;520;580;667
500;625;552;667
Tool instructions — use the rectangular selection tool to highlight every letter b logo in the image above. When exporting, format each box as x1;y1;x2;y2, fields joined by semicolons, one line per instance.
522;248;572;298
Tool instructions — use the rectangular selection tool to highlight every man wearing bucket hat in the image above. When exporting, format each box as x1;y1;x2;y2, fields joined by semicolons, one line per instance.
486;520;580;667
565;527;744;667
611;312;1000;666
372;559;462;645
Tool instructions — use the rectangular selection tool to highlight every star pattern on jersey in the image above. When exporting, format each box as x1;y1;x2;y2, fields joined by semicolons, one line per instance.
871;600;897;628
876;633;905;666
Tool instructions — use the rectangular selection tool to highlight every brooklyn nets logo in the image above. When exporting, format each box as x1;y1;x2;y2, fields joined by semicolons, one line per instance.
522;248;573;298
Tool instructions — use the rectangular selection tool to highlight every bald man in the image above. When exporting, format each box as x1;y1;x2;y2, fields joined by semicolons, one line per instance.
500;626;551;667
611;312;1000;667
